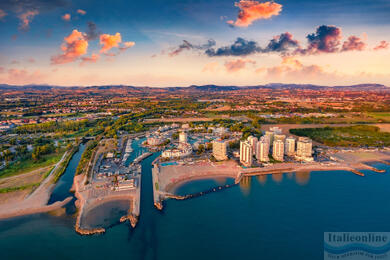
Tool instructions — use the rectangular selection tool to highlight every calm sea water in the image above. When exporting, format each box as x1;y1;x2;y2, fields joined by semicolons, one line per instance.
1;140;389;260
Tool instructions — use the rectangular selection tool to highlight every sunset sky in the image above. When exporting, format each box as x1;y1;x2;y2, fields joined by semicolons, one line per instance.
0;0;389;87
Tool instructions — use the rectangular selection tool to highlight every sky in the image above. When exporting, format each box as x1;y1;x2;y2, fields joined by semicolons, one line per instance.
0;0;390;87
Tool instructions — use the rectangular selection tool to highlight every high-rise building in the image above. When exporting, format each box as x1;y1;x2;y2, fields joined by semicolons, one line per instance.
265;131;275;144
240;141;253;167
263;134;271;145
285;136;296;156
272;139;284;161
296;137;313;161
247;136;258;154
179;131;187;143
212;140;228;161
274;134;286;142
256;138;269;162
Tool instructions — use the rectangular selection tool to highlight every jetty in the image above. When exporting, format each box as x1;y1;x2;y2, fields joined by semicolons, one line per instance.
133;152;153;165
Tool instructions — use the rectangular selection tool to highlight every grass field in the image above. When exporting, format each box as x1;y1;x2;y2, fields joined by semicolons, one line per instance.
0;149;65;179
367;112;390;122
290;125;390;147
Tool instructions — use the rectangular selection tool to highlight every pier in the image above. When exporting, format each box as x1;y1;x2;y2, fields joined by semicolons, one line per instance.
133;152;153;165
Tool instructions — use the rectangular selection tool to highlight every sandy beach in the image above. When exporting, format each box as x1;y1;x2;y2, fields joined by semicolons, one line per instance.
0;152;71;220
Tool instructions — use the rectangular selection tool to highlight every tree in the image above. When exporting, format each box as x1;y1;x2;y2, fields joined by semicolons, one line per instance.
197;144;205;154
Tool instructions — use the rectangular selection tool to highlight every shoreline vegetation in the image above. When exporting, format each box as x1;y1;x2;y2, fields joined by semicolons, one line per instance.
0;143;80;220
289;125;390;147
0;150;65;180
52;144;80;183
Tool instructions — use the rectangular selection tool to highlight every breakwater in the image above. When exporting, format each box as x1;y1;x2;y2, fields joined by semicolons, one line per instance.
166;183;238;201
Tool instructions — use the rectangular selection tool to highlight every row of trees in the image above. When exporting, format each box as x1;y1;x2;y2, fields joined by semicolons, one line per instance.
15;120;91;134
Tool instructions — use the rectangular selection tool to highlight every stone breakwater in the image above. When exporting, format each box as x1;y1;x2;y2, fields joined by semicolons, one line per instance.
120;214;138;228
75;222;105;235
73;174;140;235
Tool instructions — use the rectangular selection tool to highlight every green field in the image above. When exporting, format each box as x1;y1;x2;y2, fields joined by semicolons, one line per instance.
367;112;390;122
0;150;65;179
290;125;390;147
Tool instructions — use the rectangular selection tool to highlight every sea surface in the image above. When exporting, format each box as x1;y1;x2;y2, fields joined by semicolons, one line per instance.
1;140;390;260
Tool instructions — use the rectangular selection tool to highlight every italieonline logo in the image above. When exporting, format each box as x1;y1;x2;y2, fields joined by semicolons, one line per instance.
324;232;390;259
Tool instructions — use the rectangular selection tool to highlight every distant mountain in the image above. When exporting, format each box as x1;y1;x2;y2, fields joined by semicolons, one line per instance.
169;85;242;92
0;83;388;92
331;84;388;90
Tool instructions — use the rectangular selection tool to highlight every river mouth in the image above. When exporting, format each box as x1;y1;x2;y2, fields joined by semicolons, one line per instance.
79;199;131;230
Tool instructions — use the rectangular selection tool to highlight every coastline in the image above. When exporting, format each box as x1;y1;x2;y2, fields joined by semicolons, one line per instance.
0;151;71;220
73;174;139;235
165;174;236;194
0;196;72;220
153;152;390;207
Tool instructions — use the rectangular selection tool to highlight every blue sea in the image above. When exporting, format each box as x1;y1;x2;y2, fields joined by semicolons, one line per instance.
1;140;389;260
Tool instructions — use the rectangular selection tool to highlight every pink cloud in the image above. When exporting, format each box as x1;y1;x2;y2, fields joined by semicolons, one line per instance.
202;62;220;73
374;40;389;51
341;36;366;52
0;9;7;20
225;58;256;73
100;32;122;53
51;29;89;64
80;53;99;66
281;56;303;69
77;9;86;15
18;10;39;30
255;57;333;81
119;41;135;51
1;68;46;85
228;0;282;27
62;13;71;21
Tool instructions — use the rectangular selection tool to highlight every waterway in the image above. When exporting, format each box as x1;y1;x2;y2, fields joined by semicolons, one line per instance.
47;143;86;214
1;140;390;259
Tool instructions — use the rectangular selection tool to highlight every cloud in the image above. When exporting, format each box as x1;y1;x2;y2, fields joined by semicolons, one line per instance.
228;0;282;27
298;25;342;55
27;57;36;63
374;40;389;51
1;68;46;85
85;21;99;40
18;9;39;30
62;13;70;21
224;58;256;73
341;36;366;52
0;67;4;73
202;62;220;73
100;32;122;53
77;9;86;15
255;57;335;81
206;37;261;57
0;0;68;12
80;53;99;66
119;41;135;51
265;32;300;53
0;0;68;30
0;9;7;19
281;56;303;69
165;25;381;59
169;39;216;57
51;29;88;64
10;60;20;65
